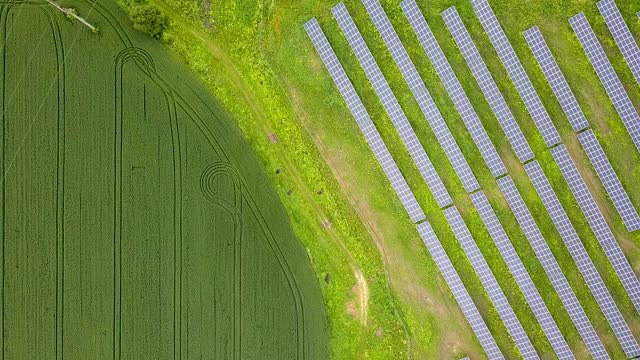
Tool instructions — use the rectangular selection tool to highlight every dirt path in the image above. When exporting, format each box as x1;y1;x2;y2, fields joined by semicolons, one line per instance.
153;1;373;327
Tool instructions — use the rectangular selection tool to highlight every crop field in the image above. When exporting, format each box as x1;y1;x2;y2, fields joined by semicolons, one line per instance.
0;0;328;359
134;0;640;358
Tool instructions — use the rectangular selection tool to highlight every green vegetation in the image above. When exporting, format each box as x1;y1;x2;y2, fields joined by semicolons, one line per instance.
128;4;169;39
0;0;326;358
128;0;640;358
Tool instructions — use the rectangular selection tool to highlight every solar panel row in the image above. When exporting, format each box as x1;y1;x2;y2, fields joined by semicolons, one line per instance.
443;206;539;359
417;222;505;359
360;0;480;193
523;26;590;132
470;0;561;147
304;19;426;223
578;130;640;232
570;13;640;153
441;7;534;163
497;176;609;359
401;0;506;178
525;160;640;358
598;0;640;87
469;191;573;359
550;145;640;318
524;26;640;232
331;3;453;209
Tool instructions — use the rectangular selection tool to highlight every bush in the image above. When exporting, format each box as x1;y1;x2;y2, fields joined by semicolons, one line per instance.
128;4;169;39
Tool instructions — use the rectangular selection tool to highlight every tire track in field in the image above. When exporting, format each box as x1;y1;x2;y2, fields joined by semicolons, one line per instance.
200;163;243;360
101;2;310;355
116;46;308;360
44;8;66;360
0;5;6;359
165;86;183;360
114;47;185;360
1;5;72;359
0;4;97;357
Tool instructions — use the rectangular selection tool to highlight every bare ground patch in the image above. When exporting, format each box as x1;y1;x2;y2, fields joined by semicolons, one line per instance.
288;85;482;358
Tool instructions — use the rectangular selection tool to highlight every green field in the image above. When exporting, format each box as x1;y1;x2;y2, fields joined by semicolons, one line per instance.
0;1;327;358
134;0;640;358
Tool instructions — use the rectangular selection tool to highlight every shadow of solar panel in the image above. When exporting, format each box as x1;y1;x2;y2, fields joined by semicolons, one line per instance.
441;7;534;163
525;160;640;358
332;3;452;208
304;19;425;223
470;0;561;147
360;0;480;193
497;176;608;359
570;13;640;152
417;222;505;360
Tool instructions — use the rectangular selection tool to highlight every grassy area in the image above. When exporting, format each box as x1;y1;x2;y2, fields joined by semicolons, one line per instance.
120;0;640;358
1;0;327;358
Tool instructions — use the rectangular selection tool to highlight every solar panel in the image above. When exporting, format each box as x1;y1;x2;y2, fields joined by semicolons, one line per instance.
441;7;534;163
401;0;506;178
497;176;608;359
360;0;480;193
598;0;640;87
578;130;640;232
469;191;573;359
443;206;538;359
470;0;561;147
523;26;590;132
332;3;452;208
525;160;640;358
416;222;505;360
570;13;640;152
304;19;426;223
551;145;640;316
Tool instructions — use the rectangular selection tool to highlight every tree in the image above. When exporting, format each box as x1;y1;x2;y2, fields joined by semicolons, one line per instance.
128;4;168;39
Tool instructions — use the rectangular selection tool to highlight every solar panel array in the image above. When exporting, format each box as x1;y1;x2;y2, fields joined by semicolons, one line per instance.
469;191;573;359
441;7;534;163
598;0;640;87
332;3;453;208
470;0;561;148
361;0;480;193
570;13;640;152
401;0;506;178
550;145;640;315
416;222;505;359
523;26;590;132
304;19;426;223
443;206;539;359
578;130;640;232
307;2;640;357
524;160;640;358
497;176;609;359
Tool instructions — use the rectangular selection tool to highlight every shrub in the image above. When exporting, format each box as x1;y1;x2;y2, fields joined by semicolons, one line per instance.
128;4;169;39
